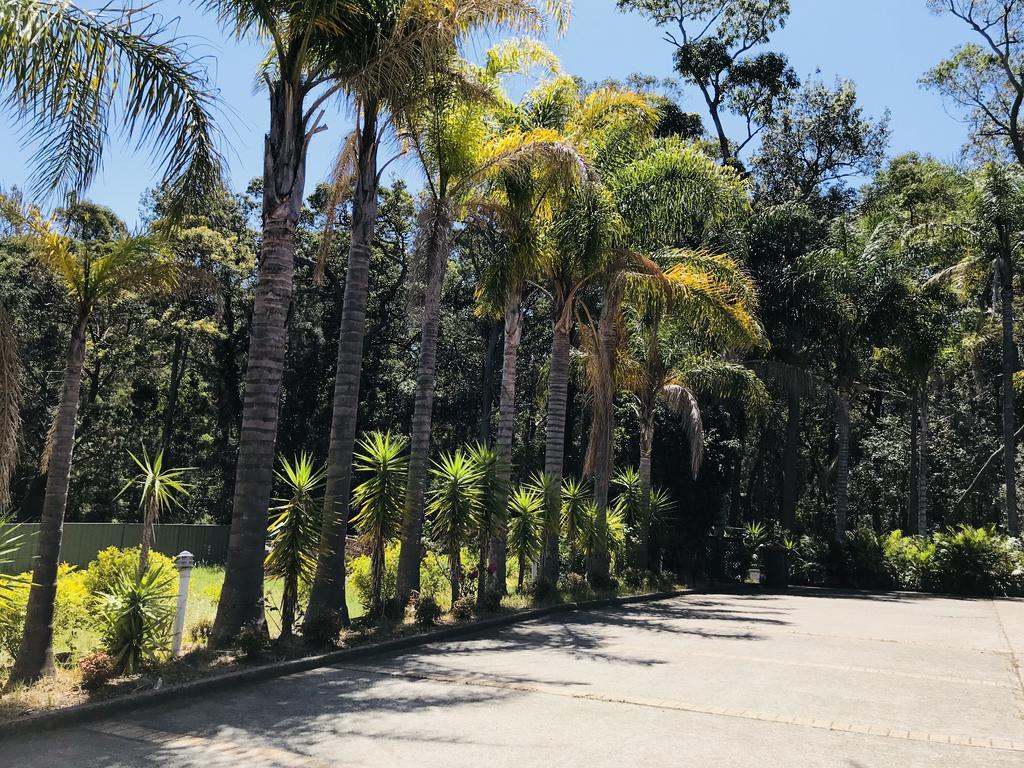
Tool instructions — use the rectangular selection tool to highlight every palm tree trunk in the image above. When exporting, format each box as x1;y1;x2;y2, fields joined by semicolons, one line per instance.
138;497;157;579
449;541;460;607
781;388;800;530
210;79;306;648
834;386;851;541
586;285;619;583
541;306;571;586
479;319;500;443
9;313;87;684
304;102;381;630
487;297;522;595
907;400;919;533
637;409;655;573
1001;276;1019;535
917;386;930;536
395;201;454;608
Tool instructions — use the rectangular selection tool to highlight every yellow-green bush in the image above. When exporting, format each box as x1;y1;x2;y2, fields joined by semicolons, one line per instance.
348;546;453;611
0;563;92;663
83;546;176;597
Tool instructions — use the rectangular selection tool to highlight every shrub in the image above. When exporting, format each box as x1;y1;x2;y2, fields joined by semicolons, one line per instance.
788;534;828;585
412;593;442;626
478;585;503;613
302;609;342;648
450;595;475;621
527;577;556;602
882;531;935;591
1;564;91;663
94;565;176;674
924;525;1019;596
349;547;399;612
838;528;892;590
189;618;213;646
557;572;592;600
236;621;269;659
84;546;176;597
78;650;118;691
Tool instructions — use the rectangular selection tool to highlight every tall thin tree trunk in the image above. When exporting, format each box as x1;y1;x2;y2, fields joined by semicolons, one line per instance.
475;527;488;608
487;298;522;594
918;386;930;536
834;386;851;541
637;408;655;573
1000;267;1019;535
210;79;306;648
370;531;384;617
9;313;87;684
586;285;619;583
449;541;460;607
907;400;919;533
304;103;381;630
541;306;571;586
479;319;500;443
395;201;454;608
781;387;801;529
138;497;156;579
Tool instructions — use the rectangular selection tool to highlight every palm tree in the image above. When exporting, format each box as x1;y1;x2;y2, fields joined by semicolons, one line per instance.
465;443;508;607
393;37;582;608
307;0;564;627
0;308;19;512
561;477;590;573
426;451;482;606
0;1;221;211
265;454;325;638
802;218;910;540
117;447;193;578
201;0;387;647
9;216;178;684
506;486;543;592
350;431;408;618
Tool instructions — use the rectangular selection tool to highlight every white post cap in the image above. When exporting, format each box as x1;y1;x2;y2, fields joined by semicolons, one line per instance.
175;550;195;570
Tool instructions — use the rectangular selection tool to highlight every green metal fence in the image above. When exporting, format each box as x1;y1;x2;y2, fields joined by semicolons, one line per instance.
0;523;230;574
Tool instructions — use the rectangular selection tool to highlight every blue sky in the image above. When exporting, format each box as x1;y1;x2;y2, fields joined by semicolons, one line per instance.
0;0;972;227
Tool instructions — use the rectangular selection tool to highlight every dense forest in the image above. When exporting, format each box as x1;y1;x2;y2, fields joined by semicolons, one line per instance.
4;0;1024;684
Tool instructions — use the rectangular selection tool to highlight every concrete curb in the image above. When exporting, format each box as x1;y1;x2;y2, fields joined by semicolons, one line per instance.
0;588;693;737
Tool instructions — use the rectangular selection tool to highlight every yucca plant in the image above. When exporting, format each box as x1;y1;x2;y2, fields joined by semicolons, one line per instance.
117;447;193;578
528;470;562;581
95;565;176;675
613;467;647;571
350;432;408;617
507;487;544;593
0;515;27;612
561;478;591;573
427;451;483;606
465;443;509;608
266;454;326;638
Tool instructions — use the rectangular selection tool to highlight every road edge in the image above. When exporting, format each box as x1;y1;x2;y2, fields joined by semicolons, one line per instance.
0;587;694;736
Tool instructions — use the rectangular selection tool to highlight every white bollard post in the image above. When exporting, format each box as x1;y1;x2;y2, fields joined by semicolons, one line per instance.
172;551;194;657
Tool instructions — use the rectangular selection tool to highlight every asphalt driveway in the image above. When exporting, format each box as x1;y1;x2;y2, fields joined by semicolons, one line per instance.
4;588;1024;767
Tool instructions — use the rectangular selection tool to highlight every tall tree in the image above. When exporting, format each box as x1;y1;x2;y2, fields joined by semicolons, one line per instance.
9;212;178;684
925;0;1024;166
307;0;567;625
205;0;382;645
617;0;796;165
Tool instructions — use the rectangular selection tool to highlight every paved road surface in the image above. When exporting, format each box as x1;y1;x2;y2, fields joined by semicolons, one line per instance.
4;589;1024;767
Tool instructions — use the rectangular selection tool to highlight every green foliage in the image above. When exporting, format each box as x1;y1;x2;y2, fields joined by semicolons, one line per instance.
265;452;325;635
0;563;91;663
450;595;475;621
882;531;936;591
557;571;592;599
507;486;544;588
428;450;483;602
94;565;175;674
412;594;442;626
926;525;1021;596
349;547;401;612
235;620;268;660
83;547;176;598
189;617;213;646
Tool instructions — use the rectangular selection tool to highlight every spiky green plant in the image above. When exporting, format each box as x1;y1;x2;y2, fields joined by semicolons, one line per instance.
117;447;193;578
351;432;408;617
507;487;544;592
465;442;509;607
561;477;591;573
265;453;326;638
0;515;27;612
427;451;483;606
95;565;175;674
